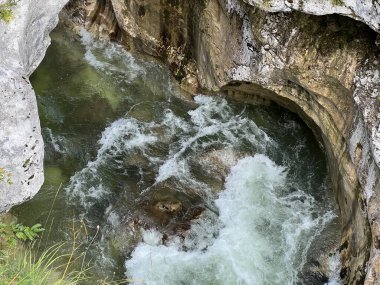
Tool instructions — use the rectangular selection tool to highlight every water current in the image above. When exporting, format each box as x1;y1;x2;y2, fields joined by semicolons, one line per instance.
12;26;342;284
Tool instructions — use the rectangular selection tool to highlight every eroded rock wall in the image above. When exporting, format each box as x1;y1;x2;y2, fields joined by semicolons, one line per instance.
64;0;380;283
0;0;68;211
241;0;380;34
186;4;380;283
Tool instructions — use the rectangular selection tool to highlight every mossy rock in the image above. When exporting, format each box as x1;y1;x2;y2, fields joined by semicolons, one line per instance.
331;0;344;6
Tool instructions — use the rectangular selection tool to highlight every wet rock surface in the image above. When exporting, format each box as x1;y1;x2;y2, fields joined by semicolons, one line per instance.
196;148;248;180
241;0;380;34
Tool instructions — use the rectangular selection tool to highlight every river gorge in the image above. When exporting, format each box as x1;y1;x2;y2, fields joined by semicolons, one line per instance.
0;0;380;284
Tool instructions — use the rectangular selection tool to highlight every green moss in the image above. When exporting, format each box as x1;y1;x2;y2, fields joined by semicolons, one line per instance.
263;0;272;5
331;0;344;6
0;167;12;185
0;0;17;23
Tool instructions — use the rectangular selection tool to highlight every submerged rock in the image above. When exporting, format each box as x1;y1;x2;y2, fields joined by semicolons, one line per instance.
189;148;249;194
119;152;237;247
196;148;248;180
155;200;182;214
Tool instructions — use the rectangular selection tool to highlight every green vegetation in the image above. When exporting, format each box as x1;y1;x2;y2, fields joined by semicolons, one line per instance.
0;218;133;284
331;0;344;6
0;217;88;285
0;222;44;246
0;183;89;284
0;243;87;285
0;190;131;285
0;0;17;23
0;167;12;185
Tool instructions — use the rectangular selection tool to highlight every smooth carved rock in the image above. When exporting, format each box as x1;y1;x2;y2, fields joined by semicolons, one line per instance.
0;0;69;211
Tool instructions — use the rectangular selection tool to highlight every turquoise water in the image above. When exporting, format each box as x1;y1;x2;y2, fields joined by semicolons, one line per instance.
11;26;341;284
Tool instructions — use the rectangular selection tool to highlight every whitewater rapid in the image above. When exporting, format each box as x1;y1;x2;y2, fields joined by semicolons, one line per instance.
125;155;335;284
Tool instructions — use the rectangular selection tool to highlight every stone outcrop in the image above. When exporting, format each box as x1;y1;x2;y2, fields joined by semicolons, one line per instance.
63;0;380;283
241;0;380;34
0;0;68;211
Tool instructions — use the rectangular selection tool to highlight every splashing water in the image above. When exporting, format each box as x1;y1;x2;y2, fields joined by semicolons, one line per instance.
80;28;144;83
126;155;335;285
11;26;342;284
326;252;343;285
65;95;272;212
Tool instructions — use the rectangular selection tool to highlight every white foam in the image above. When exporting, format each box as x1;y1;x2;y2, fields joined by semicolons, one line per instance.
44;127;67;154
79;28;143;83
66;118;158;210
155;95;272;185
67;95;277;212
142;229;164;246
98;118;157;157
326;252;343;285
64;92;335;282
125;155;334;284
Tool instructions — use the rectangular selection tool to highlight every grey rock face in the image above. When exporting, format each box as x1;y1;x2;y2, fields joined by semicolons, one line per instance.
0;0;68;211
241;0;380;33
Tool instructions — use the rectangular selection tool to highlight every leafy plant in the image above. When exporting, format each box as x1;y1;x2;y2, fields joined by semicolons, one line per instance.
0;0;17;23
11;223;45;242
0;222;44;248
0;184;118;284
0;218;87;284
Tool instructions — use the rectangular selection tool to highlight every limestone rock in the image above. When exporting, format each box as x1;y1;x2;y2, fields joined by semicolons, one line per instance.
196;148;248;180
240;0;380;33
0;0;68;212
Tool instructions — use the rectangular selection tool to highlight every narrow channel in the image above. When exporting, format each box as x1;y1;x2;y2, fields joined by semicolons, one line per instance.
11;25;342;284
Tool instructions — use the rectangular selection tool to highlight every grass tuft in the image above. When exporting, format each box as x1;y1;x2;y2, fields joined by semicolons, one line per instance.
0;184;138;284
0;243;89;285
